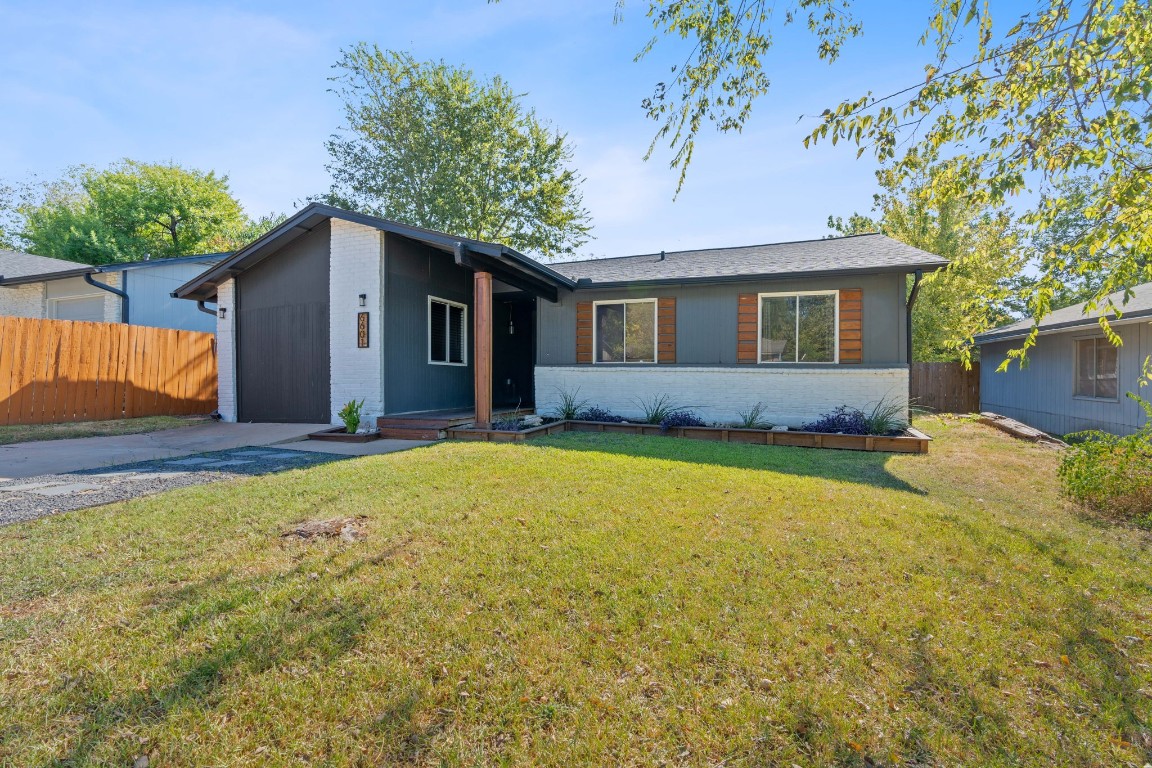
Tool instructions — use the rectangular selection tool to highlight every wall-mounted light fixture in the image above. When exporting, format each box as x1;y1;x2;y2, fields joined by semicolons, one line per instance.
358;293;367;307
219;307;227;319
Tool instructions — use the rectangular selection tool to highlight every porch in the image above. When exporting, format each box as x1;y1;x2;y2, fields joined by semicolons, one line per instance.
376;405;536;440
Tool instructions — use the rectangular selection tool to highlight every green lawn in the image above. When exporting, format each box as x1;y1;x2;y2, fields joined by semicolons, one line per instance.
2;417;1150;766
0;416;207;446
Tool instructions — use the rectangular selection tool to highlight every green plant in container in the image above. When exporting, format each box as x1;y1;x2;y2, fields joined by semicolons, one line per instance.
338;399;365;434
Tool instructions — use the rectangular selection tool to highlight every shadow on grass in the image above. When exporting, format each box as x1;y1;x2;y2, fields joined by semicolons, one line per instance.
39;560;393;767
528;431;926;494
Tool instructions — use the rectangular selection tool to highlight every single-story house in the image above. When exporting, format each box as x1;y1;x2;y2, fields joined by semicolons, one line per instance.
172;203;948;427
0;252;226;331
975;282;1152;436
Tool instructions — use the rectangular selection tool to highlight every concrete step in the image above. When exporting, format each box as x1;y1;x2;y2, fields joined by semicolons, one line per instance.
377;426;446;440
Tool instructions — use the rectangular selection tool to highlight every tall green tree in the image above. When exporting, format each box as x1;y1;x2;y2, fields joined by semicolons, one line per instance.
829;158;1027;362
3;160;273;264
324;45;592;259
571;0;1150;363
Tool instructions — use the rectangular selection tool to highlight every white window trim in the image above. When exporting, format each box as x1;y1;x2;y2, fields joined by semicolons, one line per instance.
756;290;840;364
47;293;108;321
427;295;468;367
1072;336;1119;402
591;298;658;364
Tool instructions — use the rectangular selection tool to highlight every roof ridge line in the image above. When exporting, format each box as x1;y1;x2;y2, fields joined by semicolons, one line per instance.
556;232;887;266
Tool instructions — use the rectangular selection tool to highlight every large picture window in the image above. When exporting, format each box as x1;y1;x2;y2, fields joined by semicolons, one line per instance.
428;296;467;365
1074;337;1118;399
594;299;657;363
759;291;838;363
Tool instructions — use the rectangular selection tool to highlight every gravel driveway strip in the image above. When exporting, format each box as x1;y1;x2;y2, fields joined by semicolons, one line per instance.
0;447;346;526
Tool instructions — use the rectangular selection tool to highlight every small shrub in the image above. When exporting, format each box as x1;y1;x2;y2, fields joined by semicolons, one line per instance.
1059;393;1152;525
552;387;589;420
660;411;707;431
802;406;869;435
575;406;627;423
337;399;365;434
736;402;772;430
491;417;523;431
634;394;692;425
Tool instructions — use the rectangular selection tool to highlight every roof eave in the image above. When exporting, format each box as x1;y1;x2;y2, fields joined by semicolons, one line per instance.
565;261;949;290
975;307;1152;344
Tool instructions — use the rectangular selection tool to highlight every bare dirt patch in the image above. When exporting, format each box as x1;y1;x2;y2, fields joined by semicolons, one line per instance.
281;516;368;543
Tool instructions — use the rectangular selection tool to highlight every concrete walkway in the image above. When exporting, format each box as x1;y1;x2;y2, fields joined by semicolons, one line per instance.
0;422;330;480
276;438;435;456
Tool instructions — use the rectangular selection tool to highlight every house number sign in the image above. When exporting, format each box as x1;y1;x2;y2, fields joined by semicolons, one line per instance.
357;312;370;348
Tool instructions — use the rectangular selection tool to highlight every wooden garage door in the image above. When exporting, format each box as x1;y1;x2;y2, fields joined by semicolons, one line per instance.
237;222;331;423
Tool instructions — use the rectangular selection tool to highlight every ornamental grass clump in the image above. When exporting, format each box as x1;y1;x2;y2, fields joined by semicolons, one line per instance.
1059;394;1152;526
551;387;590;420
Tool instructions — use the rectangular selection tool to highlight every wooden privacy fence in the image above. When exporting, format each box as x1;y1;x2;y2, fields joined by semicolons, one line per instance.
909;361;980;413
0;316;217;426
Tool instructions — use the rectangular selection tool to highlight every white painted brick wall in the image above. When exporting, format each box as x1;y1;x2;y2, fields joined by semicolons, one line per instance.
329;219;384;425
216;279;237;422
535;366;909;427
0;283;45;317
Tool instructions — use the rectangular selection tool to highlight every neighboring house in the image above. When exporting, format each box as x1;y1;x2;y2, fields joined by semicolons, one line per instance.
975;282;1152;437
0;252;227;331
173;203;947;426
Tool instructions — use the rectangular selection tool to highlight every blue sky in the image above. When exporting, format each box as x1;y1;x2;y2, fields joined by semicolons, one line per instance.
0;1;987;260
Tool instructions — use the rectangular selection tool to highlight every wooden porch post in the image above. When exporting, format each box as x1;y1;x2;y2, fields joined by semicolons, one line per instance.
474;270;493;428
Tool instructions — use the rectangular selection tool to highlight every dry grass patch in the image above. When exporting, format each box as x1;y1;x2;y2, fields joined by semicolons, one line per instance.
1;417;1151;766
0;416;207;446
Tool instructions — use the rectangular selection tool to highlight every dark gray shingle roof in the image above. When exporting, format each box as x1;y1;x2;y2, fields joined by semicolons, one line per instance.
0;249;91;279
976;281;1152;343
551;233;948;285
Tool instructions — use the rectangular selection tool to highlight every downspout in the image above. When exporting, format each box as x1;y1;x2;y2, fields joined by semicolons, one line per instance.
84;271;128;323
196;301;218;317
905;269;924;365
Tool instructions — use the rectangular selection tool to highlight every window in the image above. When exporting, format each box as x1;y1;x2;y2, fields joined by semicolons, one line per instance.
428;296;467;365
1074;338;1118;399
594;299;656;363
759;291;838;363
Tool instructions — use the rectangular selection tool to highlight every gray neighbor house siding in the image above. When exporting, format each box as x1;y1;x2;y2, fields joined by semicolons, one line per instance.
537;272;909;367
980;322;1151;436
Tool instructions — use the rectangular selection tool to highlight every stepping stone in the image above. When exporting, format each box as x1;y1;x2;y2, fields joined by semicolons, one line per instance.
28;482;103;496
228;450;279;457
200;460;255;468
164;457;218;466
111;471;190;482
0;481;67;492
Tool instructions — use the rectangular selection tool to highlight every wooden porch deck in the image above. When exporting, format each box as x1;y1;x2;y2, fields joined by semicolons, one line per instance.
377;405;535;440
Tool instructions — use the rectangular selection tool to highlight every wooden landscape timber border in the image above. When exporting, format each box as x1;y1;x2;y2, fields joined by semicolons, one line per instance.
447;420;932;453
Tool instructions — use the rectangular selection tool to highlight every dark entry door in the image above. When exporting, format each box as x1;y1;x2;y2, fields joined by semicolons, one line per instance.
237;223;331;423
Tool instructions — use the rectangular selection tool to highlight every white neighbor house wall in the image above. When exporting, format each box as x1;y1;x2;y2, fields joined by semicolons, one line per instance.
215;279;238;422
535;366;909;427
0;283;45;317
328;219;385;425
0;273;121;321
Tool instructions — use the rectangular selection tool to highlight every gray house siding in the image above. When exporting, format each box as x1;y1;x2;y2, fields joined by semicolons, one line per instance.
127;261;221;332
383;234;475;413
980;322;1151;436
537;272;909;367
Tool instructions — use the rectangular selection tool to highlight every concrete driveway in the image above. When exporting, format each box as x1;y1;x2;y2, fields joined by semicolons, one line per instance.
0;422;330;480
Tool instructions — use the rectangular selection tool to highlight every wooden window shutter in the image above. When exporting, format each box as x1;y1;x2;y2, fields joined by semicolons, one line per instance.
839;288;863;363
657;297;676;363
737;293;758;363
576;301;593;363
